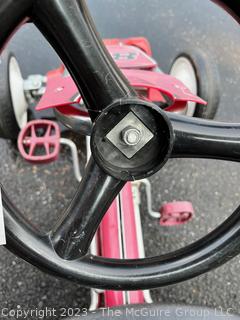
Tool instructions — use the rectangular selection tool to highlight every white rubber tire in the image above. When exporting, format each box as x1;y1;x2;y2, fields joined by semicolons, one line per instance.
169;49;220;120
0;50;28;140
9;56;28;129
170;57;198;117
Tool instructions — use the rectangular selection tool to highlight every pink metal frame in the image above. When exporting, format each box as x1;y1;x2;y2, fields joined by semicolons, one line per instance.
99;182;147;307
36;39;206;113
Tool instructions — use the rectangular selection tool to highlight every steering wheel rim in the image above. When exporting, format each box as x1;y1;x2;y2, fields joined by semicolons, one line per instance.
2;0;240;290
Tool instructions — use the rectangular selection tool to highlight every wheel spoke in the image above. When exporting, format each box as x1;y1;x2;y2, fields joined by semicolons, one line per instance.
34;0;136;121
51;157;125;260
169;113;240;162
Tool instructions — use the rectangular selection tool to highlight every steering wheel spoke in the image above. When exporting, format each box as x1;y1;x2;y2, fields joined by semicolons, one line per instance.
169;113;240;162
51;157;125;260
34;0;136;121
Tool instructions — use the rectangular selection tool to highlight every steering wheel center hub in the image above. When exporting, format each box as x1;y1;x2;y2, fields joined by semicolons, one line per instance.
91;99;173;181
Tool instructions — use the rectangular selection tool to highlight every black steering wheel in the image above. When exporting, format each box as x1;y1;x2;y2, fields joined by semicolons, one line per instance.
2;0;240;290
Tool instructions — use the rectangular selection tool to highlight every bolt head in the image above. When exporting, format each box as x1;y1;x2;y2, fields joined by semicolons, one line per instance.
122;126;142;146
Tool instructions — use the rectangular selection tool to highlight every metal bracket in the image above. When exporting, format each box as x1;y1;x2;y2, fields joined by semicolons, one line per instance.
24;74;46;103
106;111;154;159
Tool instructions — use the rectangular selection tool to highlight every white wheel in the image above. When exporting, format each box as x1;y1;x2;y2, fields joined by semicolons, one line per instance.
0;50;29;140
9;56;28;129
170;57;198;117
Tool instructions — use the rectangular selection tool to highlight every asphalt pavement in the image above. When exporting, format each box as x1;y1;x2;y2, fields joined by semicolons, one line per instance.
1;0;240;319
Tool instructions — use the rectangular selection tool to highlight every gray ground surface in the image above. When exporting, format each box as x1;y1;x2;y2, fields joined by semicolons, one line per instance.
1;0;240;318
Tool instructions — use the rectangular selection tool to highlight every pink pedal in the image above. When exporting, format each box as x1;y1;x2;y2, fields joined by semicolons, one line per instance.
160;201;194;226
18;120;60;164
